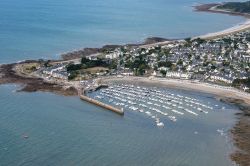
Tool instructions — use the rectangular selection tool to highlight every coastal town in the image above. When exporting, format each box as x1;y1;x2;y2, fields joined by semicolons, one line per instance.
31;29;250;93
1;1;250;166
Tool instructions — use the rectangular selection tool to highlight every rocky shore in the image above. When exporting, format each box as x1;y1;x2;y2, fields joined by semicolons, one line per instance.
1;3;250;164
222;98;250;166
0;62;78;96
61;37;171;60
1;61;250;165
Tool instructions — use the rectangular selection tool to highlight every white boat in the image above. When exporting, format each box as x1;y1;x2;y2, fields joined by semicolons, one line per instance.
169;116;177;122
170;109;184;115
184;109;198;116
145;111;152;116
156;122;164;127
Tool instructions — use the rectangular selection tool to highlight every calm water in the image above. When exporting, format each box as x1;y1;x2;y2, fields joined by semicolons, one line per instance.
0;84;238;166
0;0;243;165
0;0;246;63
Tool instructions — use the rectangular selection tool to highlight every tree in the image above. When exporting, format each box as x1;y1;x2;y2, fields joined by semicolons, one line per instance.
193;38;205;45
184;38;192;47
158;61;173;68
195;55;200;60
68;71;78;80
188;53;193;59
211;65;216;70
44;60;51;67
109;60;117;69
177;59;183;65
138;64;147;75
81;57;90;64
185;37;191;43
81;57;109;68
66;64;82;72
232;77;250;88
160;70;166;77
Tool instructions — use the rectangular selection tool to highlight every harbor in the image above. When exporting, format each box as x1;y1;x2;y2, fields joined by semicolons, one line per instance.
0;84;237;166
79;82;124;115
1;0;249;164
87;83;228;128
79;94;124;115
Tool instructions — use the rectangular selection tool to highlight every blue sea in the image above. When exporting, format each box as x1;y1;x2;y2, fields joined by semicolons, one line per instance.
0;0;244;165
0;0;246;64
0;85;238;166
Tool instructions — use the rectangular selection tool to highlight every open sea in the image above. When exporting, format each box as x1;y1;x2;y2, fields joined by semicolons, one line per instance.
0;0;244;165
0;0;246;64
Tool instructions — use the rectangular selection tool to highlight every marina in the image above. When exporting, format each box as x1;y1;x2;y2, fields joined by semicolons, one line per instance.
0;83;238;166
0;0;249;165
88;83;224;128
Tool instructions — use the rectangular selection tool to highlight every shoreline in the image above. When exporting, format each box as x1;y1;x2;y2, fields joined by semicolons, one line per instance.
1;62;249;164
101;76;250;105
193;3;250;40
194;3;250;18
59;4;250;61
0;2;250;165
0;62;78;96
101;76;250;165
194;19;250;40
60;22;250;60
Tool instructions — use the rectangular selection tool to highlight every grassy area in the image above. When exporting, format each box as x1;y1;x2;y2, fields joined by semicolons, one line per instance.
217;1;250;14
16;63;40;75
84;67;109;74
68;67;109;81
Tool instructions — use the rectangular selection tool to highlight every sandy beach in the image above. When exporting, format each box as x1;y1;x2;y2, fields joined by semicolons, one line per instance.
195;19;250;40
191;3;250;40
1;2;250;165
101;76;250;104
134;19;250;48
59;4;250;60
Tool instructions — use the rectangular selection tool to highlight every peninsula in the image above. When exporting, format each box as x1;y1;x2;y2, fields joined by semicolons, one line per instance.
195;1;250;17
0;1;250;165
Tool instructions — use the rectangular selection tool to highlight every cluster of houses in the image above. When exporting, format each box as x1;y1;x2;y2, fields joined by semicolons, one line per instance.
40;63;68;80
38;30;250;91
104;30;250;85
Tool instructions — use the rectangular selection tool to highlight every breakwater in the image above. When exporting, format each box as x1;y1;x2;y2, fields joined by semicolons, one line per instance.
79;95;124;115
87;84;109;93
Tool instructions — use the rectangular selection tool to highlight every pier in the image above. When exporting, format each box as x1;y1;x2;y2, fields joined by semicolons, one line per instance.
79;94;124;115
84;84;109;93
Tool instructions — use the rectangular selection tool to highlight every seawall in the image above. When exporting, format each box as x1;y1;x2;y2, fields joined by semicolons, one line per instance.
79;95;124;115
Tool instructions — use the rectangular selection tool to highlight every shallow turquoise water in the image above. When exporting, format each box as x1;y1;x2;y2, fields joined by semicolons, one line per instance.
0;85;238;166
0;0;246;63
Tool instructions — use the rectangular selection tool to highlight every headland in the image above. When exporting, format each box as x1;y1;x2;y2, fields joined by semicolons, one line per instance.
0;1;250;165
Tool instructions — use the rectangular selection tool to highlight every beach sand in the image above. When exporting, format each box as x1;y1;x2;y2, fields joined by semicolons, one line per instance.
101;76;250;104
136;19;250;48
193;3;250;40
195;19;250;40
